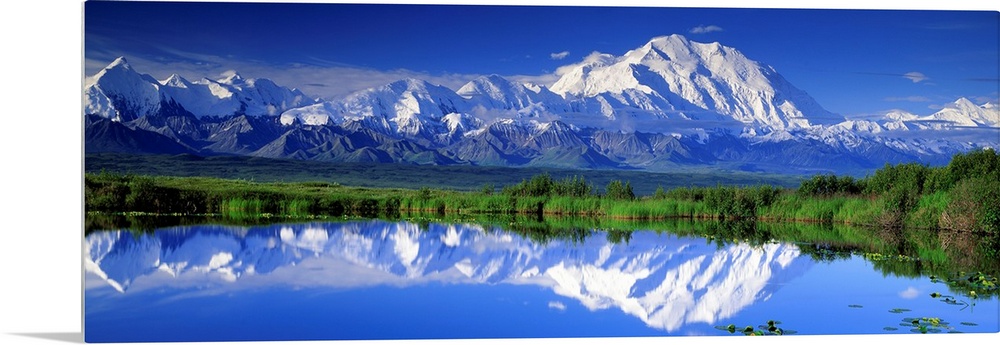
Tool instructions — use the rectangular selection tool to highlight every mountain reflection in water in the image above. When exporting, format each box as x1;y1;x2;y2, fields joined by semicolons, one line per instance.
85;220;811;333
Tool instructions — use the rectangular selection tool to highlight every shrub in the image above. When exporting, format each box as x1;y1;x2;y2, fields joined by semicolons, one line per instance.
798;174;862;196
604;180;635;200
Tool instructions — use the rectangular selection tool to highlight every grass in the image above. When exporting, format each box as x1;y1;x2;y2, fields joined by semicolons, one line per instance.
84;171;984;230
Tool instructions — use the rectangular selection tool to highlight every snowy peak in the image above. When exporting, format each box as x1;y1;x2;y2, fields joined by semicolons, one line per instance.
160;74;191;88
106;56;132;71
217;70;245;85
457;74;517;99
625;34;707;65
84;56;164;121
930;97;999;127
550;34;840;130
327;78;473;137
393;78;456;98
870;97;1000;130
457;74;568;115
345;78;467;119
83;57;319;120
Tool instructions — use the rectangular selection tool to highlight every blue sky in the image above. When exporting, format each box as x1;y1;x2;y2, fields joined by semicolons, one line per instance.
84;1;999;118
1;2;999;344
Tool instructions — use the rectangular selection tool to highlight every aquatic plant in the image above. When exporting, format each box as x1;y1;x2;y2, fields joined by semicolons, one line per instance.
902;317;953;334
715;320;795;336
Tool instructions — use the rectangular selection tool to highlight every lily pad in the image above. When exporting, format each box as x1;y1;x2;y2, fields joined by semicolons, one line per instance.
959;322;978;326
848;304;864;308
888;308;911;313
883;327;899;331
714;324;737;333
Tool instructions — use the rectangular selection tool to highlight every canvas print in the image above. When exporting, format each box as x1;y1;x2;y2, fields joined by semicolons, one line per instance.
83;1;999;343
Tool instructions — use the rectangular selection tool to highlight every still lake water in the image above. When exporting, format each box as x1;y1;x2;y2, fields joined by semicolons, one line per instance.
84;219;999;342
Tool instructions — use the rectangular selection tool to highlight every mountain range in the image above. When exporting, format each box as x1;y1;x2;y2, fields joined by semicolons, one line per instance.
83;34;999;175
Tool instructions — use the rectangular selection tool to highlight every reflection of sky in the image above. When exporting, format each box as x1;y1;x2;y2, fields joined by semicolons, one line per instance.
84;220;998;342
732;257;999;336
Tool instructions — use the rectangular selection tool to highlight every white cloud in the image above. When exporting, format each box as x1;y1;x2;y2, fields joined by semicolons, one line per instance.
689;25;724;34
899;287;920;299
903;71;929;83
548;301;566;311
550;51;570;60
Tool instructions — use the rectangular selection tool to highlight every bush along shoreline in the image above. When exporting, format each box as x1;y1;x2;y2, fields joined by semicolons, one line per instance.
86;149;999;255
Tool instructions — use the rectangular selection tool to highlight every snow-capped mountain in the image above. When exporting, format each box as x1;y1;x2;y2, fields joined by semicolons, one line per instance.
84;57;176;122
550;35;842;130
84;57;319;121
82;35;998;174
280;78;487;144
457;74;571;117
85;220;812;332
868;98;999;131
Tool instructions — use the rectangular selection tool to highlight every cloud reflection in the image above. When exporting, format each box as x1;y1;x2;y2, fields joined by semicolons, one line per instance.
899;287;921;299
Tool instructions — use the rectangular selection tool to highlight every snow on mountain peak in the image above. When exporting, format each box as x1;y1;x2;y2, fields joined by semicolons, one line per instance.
218;70;245;84
457;74;511;97
106;56;132;70
951;97;979;111
924;97;1000;128
549;34;839;130
161;74;190;88
84;57;164;121
84;57;318;120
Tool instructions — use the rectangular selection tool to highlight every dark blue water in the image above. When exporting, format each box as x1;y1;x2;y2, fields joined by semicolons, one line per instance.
84;220;999;342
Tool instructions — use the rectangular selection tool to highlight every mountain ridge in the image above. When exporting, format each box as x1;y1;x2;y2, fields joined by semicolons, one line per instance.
82;35;998;175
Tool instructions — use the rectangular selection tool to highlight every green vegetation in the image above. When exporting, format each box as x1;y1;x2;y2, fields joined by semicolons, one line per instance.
86;149;1000;267
900;317;961;334
87;150;998;226
714;320;796;336
86;172;405;219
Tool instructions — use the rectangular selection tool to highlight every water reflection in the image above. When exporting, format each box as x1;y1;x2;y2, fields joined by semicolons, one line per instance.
86;220;812;333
